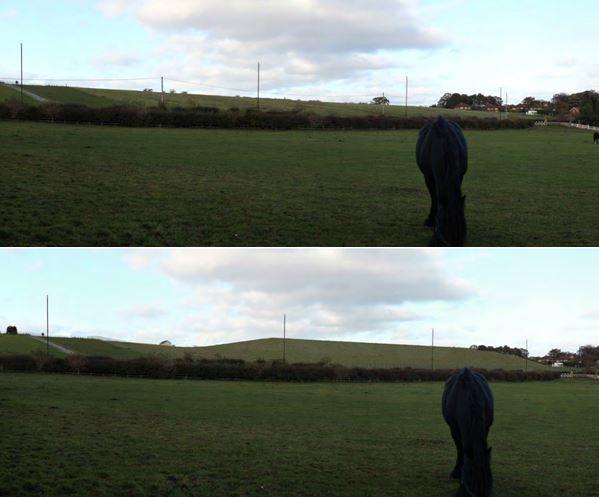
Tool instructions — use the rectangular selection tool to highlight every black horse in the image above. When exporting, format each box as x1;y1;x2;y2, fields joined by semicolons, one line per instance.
416;116;468;246
593;132;599;144
442;368;494;497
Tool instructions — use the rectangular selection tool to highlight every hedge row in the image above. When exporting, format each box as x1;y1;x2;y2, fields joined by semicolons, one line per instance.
0;354;561;382
0;102;536;131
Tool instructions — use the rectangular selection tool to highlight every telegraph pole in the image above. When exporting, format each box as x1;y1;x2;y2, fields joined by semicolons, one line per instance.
283;314;286;363
20;43;23;104
257;62;261;111
160;76;164;107
46;295;49;356
405;76;409;119
431;328;435;370
525;338;528;374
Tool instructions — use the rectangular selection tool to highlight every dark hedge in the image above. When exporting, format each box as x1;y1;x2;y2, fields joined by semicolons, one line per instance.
0;102;535;131
0;354;561;382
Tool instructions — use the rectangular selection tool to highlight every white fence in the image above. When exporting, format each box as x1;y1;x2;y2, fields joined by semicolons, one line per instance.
538;121;599;132
560;372;599;380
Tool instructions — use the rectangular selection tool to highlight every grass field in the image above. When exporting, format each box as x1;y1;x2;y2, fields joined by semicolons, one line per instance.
0;335;64;357
112;338;548;371
0;122;597;246
0;85;37;105
1;336;548;371
0;122;599;246
0;83;527;119
0;373;596;497
1;336;549;370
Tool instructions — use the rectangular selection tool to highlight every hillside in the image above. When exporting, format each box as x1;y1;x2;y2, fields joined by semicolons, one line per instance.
3;336;550;371
0;335;65;357
0;83;529;119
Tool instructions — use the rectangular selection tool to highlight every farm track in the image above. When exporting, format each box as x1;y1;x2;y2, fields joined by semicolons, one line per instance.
2;84;51;103
29;335;74;354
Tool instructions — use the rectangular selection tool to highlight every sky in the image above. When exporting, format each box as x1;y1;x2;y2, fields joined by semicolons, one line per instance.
0;248;597;356
0;0;597;105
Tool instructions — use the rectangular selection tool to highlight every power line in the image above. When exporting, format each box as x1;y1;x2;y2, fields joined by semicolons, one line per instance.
166;77;254;94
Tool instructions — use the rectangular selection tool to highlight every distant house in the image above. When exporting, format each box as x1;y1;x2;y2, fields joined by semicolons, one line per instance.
159;340;174;347
526;110;539;116
485;106;499;112
6;326;17;335
552;361;564;368
454;103;471;111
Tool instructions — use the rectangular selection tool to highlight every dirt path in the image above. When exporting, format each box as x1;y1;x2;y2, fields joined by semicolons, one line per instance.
29;335;74;354
2;84;51;103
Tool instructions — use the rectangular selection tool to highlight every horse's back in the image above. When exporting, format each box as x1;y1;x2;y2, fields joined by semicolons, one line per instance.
442;368;494;428
416;116;468;178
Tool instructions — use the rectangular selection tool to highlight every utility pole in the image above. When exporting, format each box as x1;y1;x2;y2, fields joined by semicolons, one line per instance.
405;76;409;119
283;314;286;363
46;295;49;357
20;43;23;104
431;328;435;370
525;338;528;374
160;76;164;107
499;87;503;120
257;62;261;111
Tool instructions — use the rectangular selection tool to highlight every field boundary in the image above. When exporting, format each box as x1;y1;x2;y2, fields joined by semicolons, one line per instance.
546;121;599;132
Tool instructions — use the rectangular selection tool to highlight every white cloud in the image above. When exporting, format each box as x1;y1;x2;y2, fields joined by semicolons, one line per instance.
117;304;167;320
96;0;448;94
121;249;473;345
93;52;142;68
0;7;17;20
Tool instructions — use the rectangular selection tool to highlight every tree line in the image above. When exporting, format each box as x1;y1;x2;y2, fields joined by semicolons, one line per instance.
435;90;599;125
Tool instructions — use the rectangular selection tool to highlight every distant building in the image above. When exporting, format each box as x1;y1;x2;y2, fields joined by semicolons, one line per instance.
552;361;564;368
454;103;471;111
159;340;174;347
526;110;539;116
6;326;17;335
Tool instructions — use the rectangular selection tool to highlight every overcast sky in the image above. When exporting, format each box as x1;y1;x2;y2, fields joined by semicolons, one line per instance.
0;0;596;105
0;249;597;356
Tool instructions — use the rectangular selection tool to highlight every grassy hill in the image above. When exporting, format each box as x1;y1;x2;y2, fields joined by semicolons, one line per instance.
0;85;37;105
13;336;550;371
0;335;65;357
0;83;529;119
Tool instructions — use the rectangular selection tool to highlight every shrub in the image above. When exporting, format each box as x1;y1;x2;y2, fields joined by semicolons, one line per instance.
0;354;561;383
0;102;535;131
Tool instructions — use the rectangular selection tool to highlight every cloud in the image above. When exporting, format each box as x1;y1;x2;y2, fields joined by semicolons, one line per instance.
0;7;17;20
163;249;472;307
122;249;473;345
581;310;599;320
117;304;168;320
97;0;448;93
93;52;142;68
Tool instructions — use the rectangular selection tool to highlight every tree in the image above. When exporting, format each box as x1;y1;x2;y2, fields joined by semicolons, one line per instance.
6;326;17;335
547;348;562;361
371;95;390;106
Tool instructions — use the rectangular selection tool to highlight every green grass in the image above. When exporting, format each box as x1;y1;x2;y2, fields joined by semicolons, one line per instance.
49;337;144;359
0;84;37;105
0;335;64;357
22;85;118;107
1;122;598;246
0;373;596;497
43;337;548;371
14;84;527;119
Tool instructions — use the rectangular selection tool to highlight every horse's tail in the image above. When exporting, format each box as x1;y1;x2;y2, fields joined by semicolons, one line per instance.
430;116;459;182
459;369;486;437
